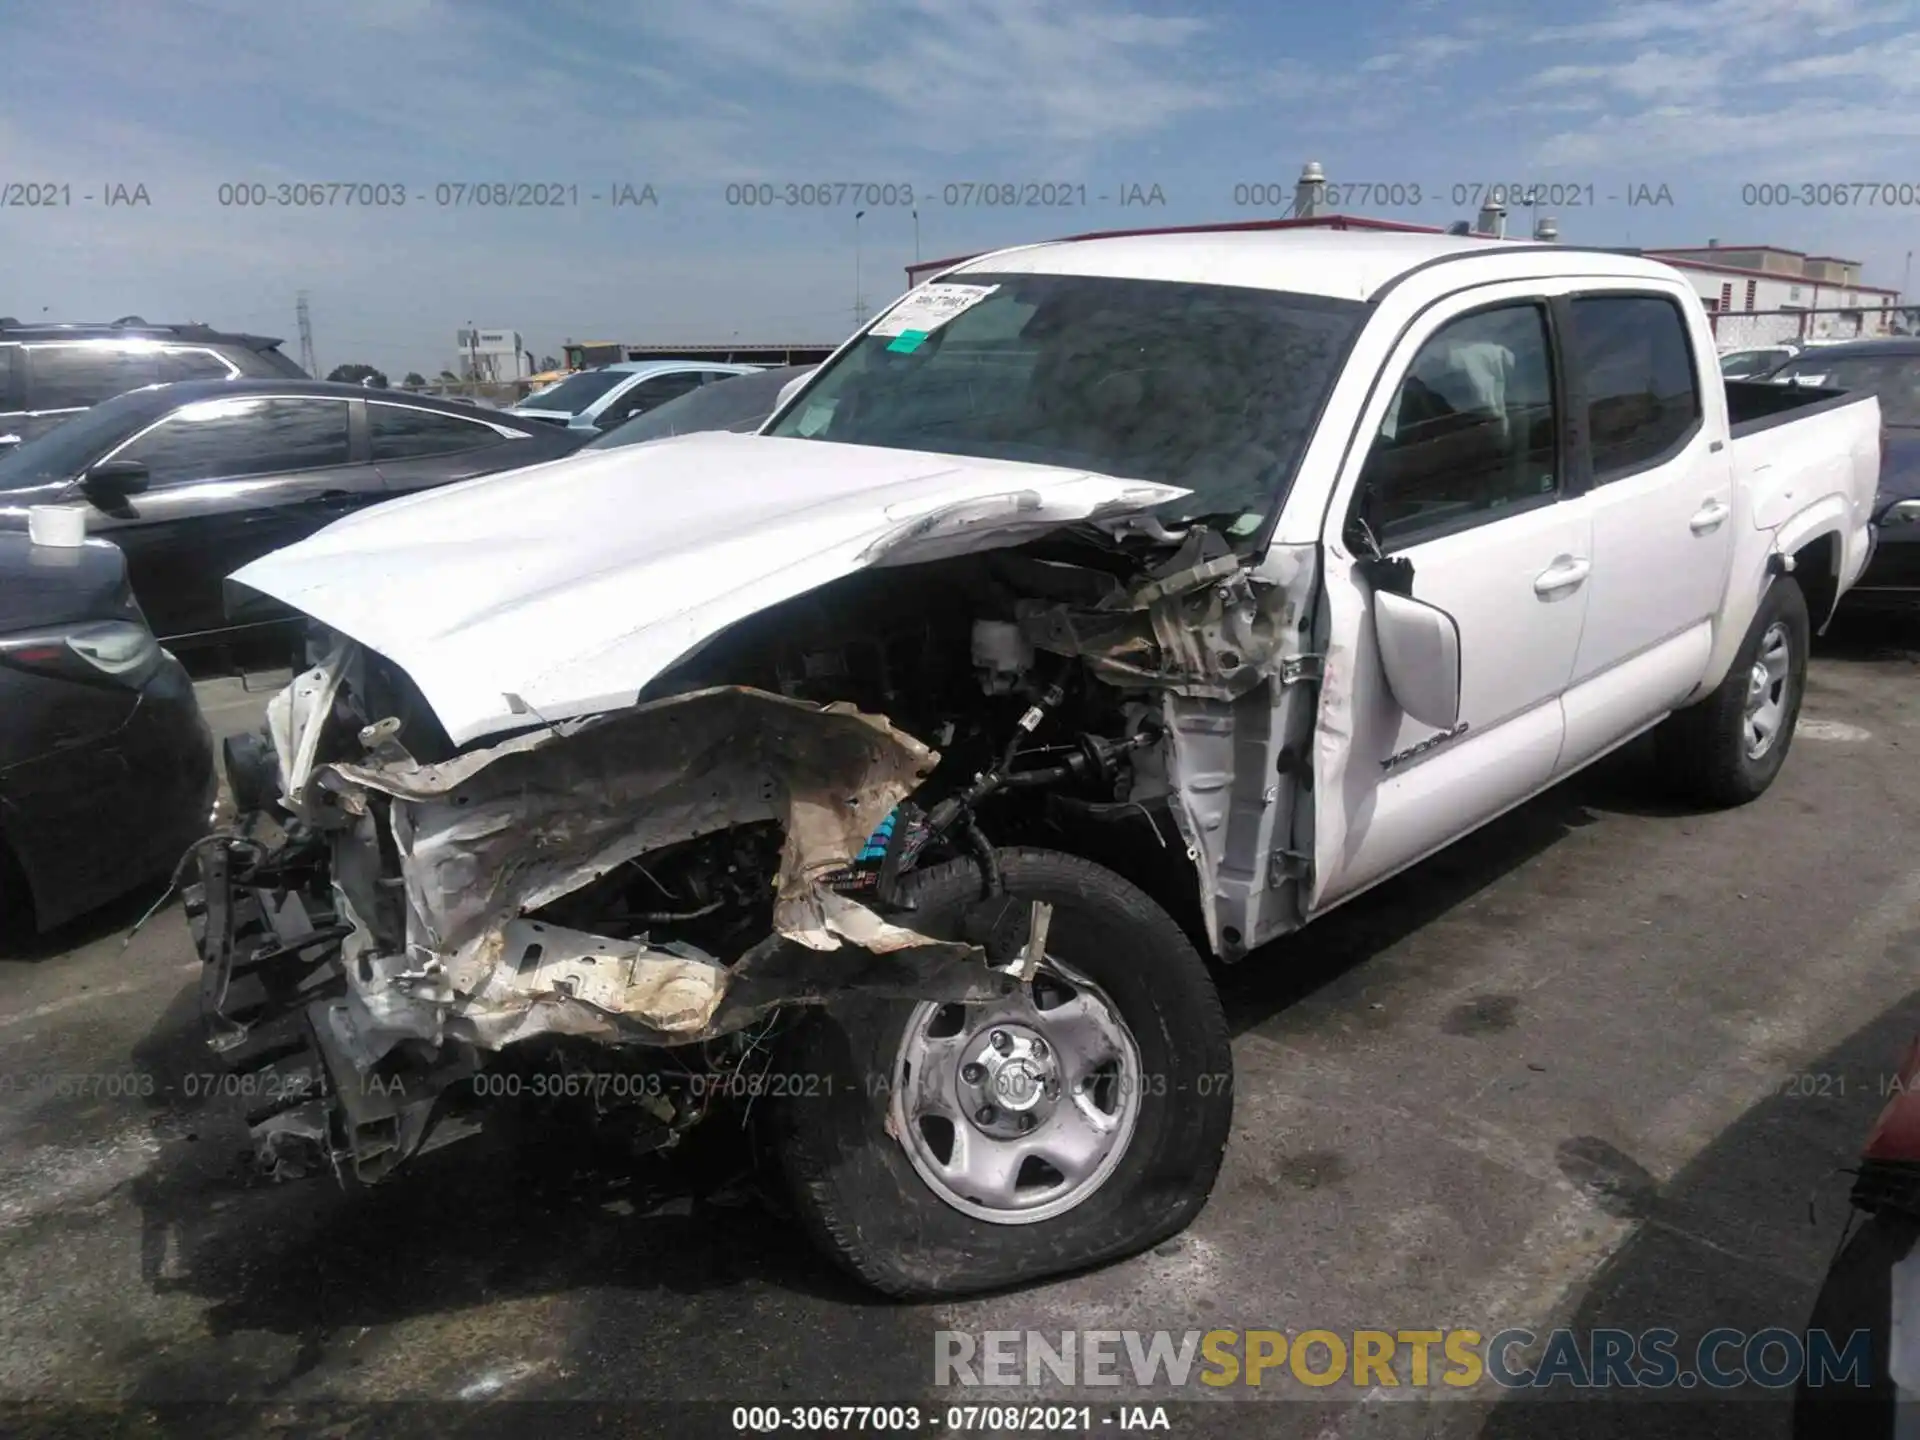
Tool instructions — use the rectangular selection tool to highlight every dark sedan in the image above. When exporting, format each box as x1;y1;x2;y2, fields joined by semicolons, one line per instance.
0;380;584;645
1770;340;1920;603
0;530;215;937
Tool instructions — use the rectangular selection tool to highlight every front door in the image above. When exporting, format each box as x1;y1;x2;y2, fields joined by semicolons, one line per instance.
590;370;713;431
16;340;165;444
1310;292;1591;911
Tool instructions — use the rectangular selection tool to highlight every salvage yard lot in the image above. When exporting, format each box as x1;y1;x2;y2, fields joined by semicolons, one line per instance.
3;619;1919;1438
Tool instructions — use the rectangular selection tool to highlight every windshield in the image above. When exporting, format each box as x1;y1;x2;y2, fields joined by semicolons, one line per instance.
515;369;628;414
1773;353;1920;426
587;366;810;450
0;388;166;490
763;272;1365;531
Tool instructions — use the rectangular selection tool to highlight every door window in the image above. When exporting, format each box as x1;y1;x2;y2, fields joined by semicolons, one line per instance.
368;404;507;459
1568;295;1701;482
30;344;163;410
1355;302;1560;551
160;347;239;382
113;396;351;486
599;371;708;425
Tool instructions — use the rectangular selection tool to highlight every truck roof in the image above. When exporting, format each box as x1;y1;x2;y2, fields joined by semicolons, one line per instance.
941;229;1682;303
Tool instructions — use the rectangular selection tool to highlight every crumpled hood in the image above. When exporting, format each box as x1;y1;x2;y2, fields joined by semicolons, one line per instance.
230;431;1186;746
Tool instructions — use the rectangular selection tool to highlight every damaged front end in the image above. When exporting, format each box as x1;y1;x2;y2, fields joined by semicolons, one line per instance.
188;650;1015;1183
186;523;1322;1186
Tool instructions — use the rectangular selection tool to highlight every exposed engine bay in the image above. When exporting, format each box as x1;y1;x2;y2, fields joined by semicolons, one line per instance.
188;526;1321;1184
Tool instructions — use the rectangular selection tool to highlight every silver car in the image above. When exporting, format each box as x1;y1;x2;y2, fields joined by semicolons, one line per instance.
506;360;759;435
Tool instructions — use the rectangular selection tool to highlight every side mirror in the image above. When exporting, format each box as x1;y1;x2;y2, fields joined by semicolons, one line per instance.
80;459;150;508
1373;588;1462;730
774;371;814;413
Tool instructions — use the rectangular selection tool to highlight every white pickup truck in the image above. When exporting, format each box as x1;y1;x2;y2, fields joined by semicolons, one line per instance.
192;229;1881;1298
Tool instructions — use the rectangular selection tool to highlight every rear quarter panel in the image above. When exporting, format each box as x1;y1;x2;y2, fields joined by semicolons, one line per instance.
1692;395;1880;697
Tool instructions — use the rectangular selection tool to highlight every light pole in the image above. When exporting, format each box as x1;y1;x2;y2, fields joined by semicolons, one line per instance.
912;208;920;265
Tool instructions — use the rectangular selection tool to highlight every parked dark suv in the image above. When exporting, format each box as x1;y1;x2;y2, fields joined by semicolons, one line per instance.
0;316;307;448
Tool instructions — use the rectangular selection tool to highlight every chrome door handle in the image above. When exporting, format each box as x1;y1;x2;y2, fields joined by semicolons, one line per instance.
1689;500;1731;534
1533;556;1591;597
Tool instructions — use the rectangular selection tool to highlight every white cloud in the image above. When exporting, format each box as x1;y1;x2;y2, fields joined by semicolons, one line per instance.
614;0;1231;158
1359;35;1483;74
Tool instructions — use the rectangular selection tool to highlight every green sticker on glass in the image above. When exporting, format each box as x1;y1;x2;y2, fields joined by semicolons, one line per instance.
886;329;930;353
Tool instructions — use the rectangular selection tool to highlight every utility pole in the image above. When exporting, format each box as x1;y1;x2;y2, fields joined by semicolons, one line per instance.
853;211;867;326
295;290;316;377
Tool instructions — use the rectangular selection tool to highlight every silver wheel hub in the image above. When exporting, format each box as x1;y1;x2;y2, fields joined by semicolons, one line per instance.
893;956;1141;1226
1742;621;1792;760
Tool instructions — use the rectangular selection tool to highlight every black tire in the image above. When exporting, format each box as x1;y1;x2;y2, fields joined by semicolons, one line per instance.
1654;577;1809;807
1792;1210;1915;1437
770;846;1233;1298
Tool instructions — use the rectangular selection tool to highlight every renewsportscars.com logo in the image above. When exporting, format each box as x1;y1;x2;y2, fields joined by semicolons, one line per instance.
934;1327;1875;1392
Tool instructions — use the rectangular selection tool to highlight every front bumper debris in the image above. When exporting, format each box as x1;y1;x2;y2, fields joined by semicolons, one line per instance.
186;663;1009;1183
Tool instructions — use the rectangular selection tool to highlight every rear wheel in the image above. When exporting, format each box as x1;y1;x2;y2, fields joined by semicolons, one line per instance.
1654;577;1809;807
770;847;1233;1297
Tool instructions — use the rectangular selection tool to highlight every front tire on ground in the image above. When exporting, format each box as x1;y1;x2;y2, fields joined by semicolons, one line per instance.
1654;576;1810;808
770;847;1233;1298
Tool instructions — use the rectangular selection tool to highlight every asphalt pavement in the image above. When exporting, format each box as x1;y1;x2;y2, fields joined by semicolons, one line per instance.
4;617;1920;1438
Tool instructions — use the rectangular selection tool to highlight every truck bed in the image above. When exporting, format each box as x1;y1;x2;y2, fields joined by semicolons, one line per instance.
1727;381;1880;537
1726;377;1854;436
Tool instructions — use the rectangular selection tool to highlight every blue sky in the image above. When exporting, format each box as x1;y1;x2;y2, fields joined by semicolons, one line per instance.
4;0;1917;377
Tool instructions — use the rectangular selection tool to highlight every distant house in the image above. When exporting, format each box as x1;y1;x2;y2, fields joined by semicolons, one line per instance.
1638;244;1902;335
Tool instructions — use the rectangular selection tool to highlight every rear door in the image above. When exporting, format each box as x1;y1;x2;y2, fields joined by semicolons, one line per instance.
366;401;530;493
87;394;373;640
1310;287;1591;911
1556;289;1733;769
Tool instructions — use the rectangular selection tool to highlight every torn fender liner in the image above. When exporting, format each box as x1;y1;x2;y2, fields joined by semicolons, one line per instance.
446;914;1003;1050
311;685;998;1062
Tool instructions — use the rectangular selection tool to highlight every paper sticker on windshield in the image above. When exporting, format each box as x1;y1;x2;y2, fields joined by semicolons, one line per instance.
886;330;929;354
795;399;837;437
869;283;998;339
